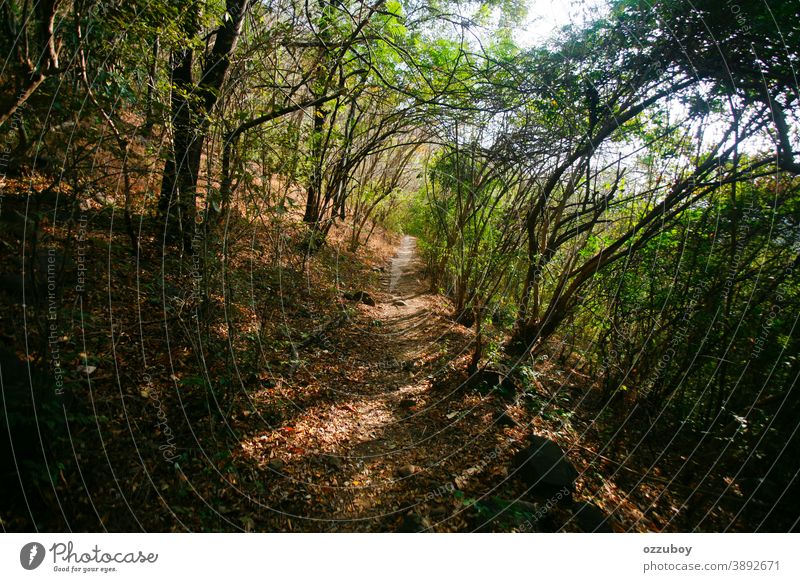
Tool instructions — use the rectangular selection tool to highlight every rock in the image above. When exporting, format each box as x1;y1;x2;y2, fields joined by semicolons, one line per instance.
342;290;375;306
396;464;420;478
512;434;579;499
392;299;407;306
573;501;613;532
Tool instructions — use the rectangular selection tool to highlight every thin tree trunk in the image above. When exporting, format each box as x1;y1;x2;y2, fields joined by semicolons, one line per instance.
144;36;160;131
0;0;61;127
0;73;45;127
157;0;250;246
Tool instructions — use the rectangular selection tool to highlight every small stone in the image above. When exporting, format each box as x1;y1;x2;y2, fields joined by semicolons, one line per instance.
393;299;407;306
343;290;375;306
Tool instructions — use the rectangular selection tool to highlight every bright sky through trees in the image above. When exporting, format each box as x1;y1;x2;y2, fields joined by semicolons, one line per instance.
516;0;609;45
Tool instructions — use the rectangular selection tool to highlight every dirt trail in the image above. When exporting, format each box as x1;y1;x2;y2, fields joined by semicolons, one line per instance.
388;235;422;295
314;234;463;529
238;234;514;532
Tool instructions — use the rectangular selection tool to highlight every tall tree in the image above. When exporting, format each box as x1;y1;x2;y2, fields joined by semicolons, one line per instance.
158;0;250;245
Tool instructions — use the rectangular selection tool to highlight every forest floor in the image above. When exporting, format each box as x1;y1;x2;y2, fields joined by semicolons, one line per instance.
232;234;509;531
0;190;739;532
224;235;668;532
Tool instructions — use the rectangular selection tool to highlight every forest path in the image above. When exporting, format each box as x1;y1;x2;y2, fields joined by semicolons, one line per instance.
388;235;421;294
238;234;508;532
312;234;455;530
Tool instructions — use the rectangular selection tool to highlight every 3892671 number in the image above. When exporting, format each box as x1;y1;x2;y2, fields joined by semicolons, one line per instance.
730;560;779;571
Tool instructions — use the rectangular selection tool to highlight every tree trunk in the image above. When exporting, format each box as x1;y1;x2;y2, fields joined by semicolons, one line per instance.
303;102;327;228
0;0;61;128
157;0;250;246
144;36;160;131
158;46;197;244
